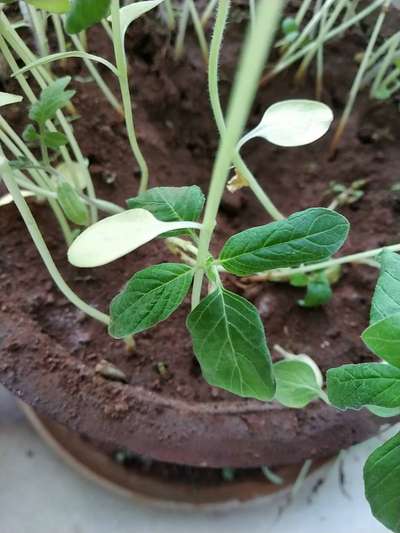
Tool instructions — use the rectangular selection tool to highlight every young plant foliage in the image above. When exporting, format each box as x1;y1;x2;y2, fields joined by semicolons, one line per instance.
65;0;111;34
238;99;334;148
298;272;332;308
68;208;202;267
370;251;400;324
115;0;166;40
219;208;349;276
29;77;75;125
364;431;400;533
109;263;194;338
0;92;23;107
327;363;400;410
127;186;205;236
362;313;400;368
57;182;89;226
187;288;275;401
273;359;322;408
26;0;69;13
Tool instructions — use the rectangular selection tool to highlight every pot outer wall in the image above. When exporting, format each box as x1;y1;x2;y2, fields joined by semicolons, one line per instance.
0;310;381;468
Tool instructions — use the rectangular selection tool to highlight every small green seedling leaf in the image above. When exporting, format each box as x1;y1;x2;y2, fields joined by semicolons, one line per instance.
29;77;75;125
56;161;88;191
22;124;40;143
327;363;400;410
109;263;194;338
65;0;111;34
362;313;400;368
57;182;89;226
364;431;400;533
281;16;298;35
109;0;166;41
238;100;333;148
299;273;332;308
0;91;22;107
127;185;205;235
43;129;68;149
370;251;400;324
273;359;322;408
290;272;309;287
219;208;349;276
26;0;69;13
187;288;275;401
68;208;202;267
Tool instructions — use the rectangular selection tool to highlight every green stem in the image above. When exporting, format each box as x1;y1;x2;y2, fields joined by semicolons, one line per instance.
51;14;67;67
0;153;109;325
208;0;284;220
192;0;284;309
163;0;176;31
201;0;218;26
27;5;49;58
110;0;149;193
174;0;190;60
101;18;114;40
188;0;209;64
330;0;390;154
70;33;123;115
371;33;400;96
0;15;98;222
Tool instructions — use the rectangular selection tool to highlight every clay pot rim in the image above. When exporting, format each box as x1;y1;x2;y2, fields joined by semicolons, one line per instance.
20;402;333;509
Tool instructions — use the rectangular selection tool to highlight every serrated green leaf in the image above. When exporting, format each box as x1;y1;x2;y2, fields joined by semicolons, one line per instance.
362;313;400;368
219;208;349;276
109;263;193;338
22;124;39;143
370;251;400;324
364;431;400;533
327;363;400;410
187;288;275;401
273;359;321;408
29;77;75;125
43;129;68;149
26;0;69;13
65;0;111;34
57;182;89;226
127;186;205;237
299;273;332;308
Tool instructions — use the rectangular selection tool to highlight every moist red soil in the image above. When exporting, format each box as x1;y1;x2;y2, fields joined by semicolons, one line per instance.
0;6;399;471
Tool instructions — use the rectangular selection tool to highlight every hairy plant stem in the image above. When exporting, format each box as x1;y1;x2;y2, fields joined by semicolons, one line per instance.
208;0;284;221
329;0;391;155
0;154;109;325
191;0;284;309
69;33;123;115
110;0;149;193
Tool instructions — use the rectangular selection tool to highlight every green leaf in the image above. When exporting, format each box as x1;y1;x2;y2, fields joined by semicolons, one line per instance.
68;208;202;268
367;405;400;418
29;77;75;125
65;0;111;34
281;16;298;35
299;273;332;308
116;0;166;40
290;272;309;287
109;263;194;338
364;431;400;533
370;251;400;324
187;288;275;401
57;182;89;226
362;313;400;368
26;0;69;13
22;124;39;143
127;186;205;227
273;359;322;408
327;363;400;409
219;208;349;276
43;129;68;149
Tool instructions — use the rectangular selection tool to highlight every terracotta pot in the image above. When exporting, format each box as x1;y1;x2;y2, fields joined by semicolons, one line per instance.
20;401;332;508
